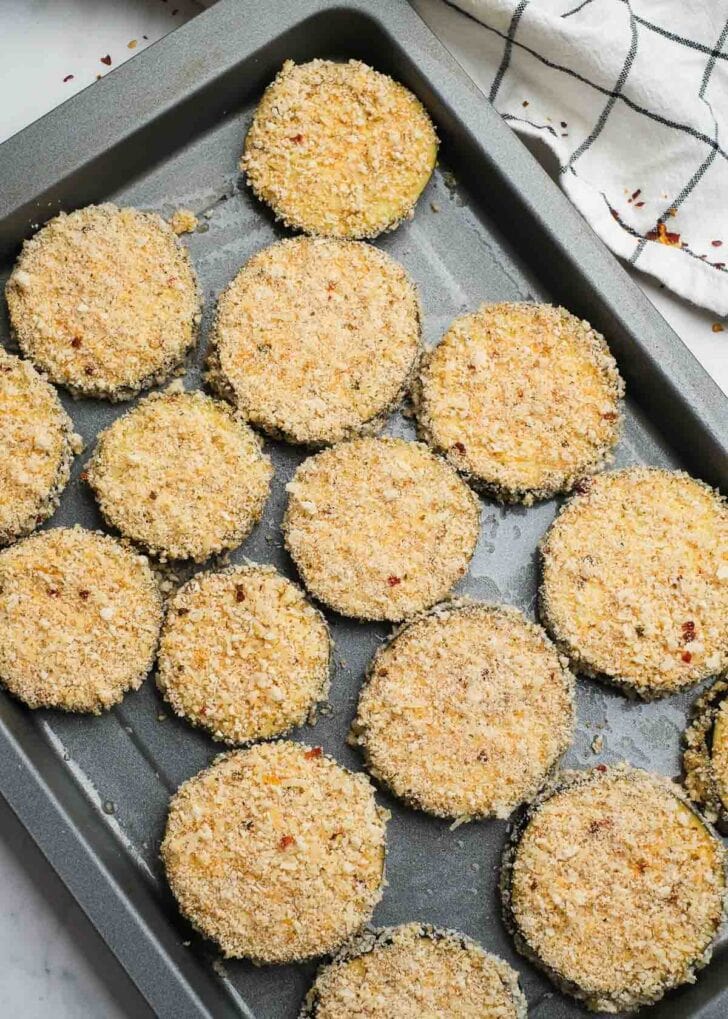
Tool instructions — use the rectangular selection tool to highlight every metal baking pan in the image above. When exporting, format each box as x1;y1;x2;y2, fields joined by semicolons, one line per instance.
0;1;726;1016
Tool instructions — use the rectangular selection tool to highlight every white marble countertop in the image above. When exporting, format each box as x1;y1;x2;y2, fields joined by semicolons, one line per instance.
0;2;725;1016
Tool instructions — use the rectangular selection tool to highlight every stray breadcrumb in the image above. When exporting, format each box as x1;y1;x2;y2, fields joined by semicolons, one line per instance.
161;741;388;963
208;237;422;446
283;437;480;621
414;303;624;504
0;350;82;545
87;390;272;562
6;204;202;400
157;563;331;744
242;59;438;238
300;923;527;1018
540;468;728;697
502;764;727;1013
353;600;574;819
168;208;198;235
684;677;728;832
0;526;162;713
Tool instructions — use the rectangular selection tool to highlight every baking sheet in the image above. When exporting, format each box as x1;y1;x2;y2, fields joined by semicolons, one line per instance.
0;1;726;1016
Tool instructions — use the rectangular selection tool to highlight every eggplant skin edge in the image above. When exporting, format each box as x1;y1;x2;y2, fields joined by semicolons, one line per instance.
683;678;728;835
499;765;728;1015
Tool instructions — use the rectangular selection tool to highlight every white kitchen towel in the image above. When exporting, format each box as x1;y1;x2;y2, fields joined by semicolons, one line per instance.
446;0;728;316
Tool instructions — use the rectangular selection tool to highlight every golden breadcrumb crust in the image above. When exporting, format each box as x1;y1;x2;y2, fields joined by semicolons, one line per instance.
353;600;574;820
0;526;162;713
0;350;82;545
87;389;272;562
208;237;422;446
242;59;437;239
6;204;202;400
414;303;624;504
502;764;727;1013
540;468;728;697
300;923;527;1018
157;563;331;744
161;741;388;963
283;437;480;621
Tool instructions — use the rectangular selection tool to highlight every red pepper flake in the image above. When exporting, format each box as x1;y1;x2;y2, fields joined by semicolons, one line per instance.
304;746;323;760
712;323;725;333
149;490;157;501
47;587;60;598
712;240;723;247
387;575;401;587
452;441;466;455
63;74;74;83
80;471;89;482
682;651;693;663
71;336;82;348
235;585;246;603
635;201;645;208
79;590;90;601
100;55;112;66
681;620;696;643
595;763;607;772
588;817;613;834
177;607;189;616
278;835;294;850
84;365;95;375
646;222;681;247
602;411;618;421
631;189;641;200
289;133;304;144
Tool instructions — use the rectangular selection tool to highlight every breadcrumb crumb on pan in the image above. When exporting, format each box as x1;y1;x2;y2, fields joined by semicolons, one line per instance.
299;922;527;1018
241;59;438;239
157;563;331;745
86;389;272;563
161;740;388;964
501;764;727;1014
0;526;163;713
539;468;728;698
6;203;202;401
413;302;624;504
282;437;480;622
684;677;728;833
207;236;423;446
352;599;574;820
0;350;82;545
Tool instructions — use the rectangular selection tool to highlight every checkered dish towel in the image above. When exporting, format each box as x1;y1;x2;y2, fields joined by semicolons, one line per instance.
448;0;728;316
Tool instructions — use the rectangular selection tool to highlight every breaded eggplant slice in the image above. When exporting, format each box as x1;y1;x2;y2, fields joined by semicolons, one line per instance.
5;204;202;401
0;526;162;713
157;563;331;745
161;740;388;963
283;437;480;621
540;468;728;698
414;303;623;504
352;600;574;820
684;677;728;833
241;59;437;239
207;237;422;446
87;389;272;562
501;764;727;1014
300;922;527;1018
0;350;82;545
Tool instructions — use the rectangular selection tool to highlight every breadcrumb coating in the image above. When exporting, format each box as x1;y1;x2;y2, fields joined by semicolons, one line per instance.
87;390;272;562
242;59;438;239
353;601;574;820
0;351;82;545
540;468;728;697
161;741;388;963
502;765;727;1013
208;237;422;445
684;678;728;831
157;563;331;744
283;437;480;621
414;303;623;503
0;527;162;713
6;204;202;400
300;923;527;1018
